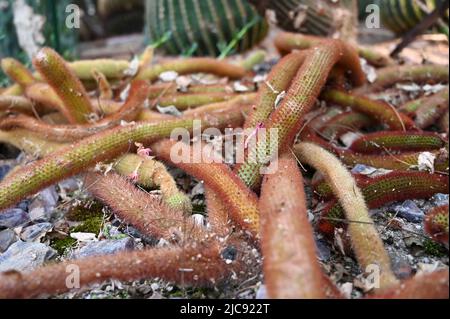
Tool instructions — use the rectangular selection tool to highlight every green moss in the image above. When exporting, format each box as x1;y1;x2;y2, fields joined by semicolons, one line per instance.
51;237;77;255
66;201;104;222
71;216;103;234
423;238;448;257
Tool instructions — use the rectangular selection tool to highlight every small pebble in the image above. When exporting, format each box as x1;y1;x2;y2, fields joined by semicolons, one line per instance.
0;229;17;253
20;222;53;242
28;186;58;222
430;193;449;207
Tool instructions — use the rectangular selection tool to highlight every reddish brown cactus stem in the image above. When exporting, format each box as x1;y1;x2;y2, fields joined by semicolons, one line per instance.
136;58;247;81
244;51;306;129
113;153;192;214
0;129;64;157
0;106;245;211
237;42;364;189
151;92;237;110
259;152;340;298
306;108;342;132
92;70;113;100
315;171;449;201
85;173;197;242
349;131;445;153
274;32;394;68
273;32;367;85
439;111;449;134
319;111;374;141
182;94;255;118
151;139;260;239
0;96;34;115
300;127;448;172
370;269;449;299
8;90;253;142
33;47;96;124
1;58;35;88
414;86;449;129
25;82;123;118
322;89;416;130
0;239;239;299
147;83;233;99
357;64;449;93
424;205;449;247
204;187;231;238
294;142;399;289
399;86;449;115
0;81;150;142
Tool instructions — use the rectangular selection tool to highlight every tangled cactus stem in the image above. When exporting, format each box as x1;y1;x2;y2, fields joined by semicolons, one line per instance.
244;51;306;129
294;142;399;289
68;59;131;80
237;42;364;189
260;152;340;299
319;111;374;141
92;69;113;100
322;89;415;130
274;30;392;68
0;80;150;143
349;131;445;153
114;153;192;214
1;58;35;88
317;171;449;235
151;139;259;239
0;238;241;299
0;105;243;211
147;83;232;100
371;269;449;299
136;58;247;81
152;92;237;110
414;86;449;129
0;129;64;158
33;48;96;124
301;127;448;172
358;64;449;93
424;205;449;247
0;96;34;115
204;187;231;238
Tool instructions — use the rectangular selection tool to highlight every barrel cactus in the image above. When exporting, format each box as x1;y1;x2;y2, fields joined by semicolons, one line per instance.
359;0;449;35
145;0;268;56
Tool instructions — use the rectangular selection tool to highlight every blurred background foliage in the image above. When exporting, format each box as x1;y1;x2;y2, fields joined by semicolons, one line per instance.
1;0;448;87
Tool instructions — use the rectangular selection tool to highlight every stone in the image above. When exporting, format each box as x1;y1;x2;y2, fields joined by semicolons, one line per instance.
0;229;17;253
255;285;267;299
394;200;424;223
0;241;57;273
28;186;58;222
70;238;135;259
0;208;30;229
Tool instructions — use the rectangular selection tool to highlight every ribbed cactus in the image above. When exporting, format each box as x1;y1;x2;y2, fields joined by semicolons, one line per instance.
145;0;268;56
359;0;449;35
254;0;356;38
